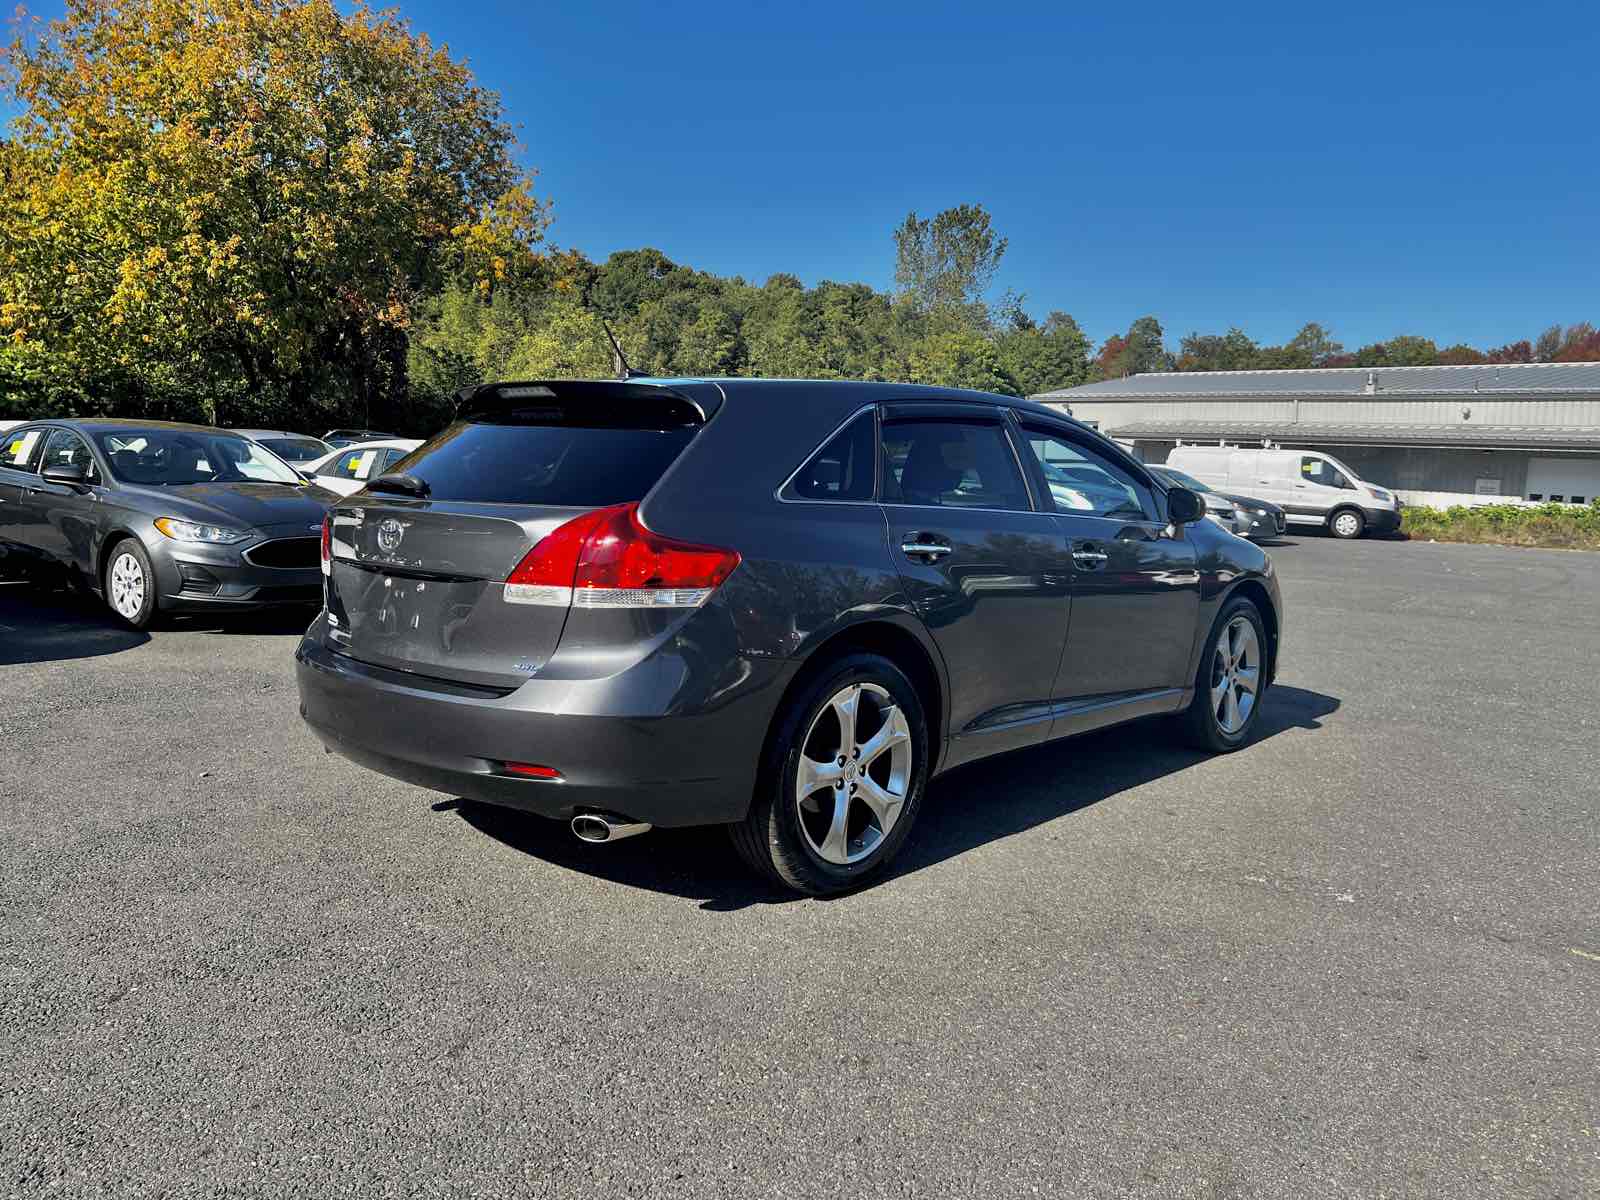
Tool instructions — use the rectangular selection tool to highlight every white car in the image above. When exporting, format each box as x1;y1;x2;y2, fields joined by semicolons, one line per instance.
301;439;422;496
0;419;24;435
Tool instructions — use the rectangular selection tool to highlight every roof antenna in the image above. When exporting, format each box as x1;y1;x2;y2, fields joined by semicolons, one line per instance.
582;277;646;380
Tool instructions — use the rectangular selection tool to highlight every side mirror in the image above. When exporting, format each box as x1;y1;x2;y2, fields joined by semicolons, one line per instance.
1167;486;1206;525
40;462;89;489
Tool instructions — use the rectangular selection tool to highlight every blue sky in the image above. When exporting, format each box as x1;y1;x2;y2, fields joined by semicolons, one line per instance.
10;1;1598;351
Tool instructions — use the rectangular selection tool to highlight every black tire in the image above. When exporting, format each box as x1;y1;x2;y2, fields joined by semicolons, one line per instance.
1328;507;1365;539
732;652;929;895
1178;597;1268;753
102;537;159;630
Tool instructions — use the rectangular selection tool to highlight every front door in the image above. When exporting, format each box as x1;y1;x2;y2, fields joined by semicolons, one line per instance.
1015;421;1201;736
1286;453;1358;523
878;406;1074;766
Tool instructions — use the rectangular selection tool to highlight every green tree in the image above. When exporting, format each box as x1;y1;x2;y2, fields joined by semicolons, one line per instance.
997;311;1090;395
0;0;549;429
1176;328;1259;372
907;328;1020;395
1284;322;1344;367
893;203;1007;325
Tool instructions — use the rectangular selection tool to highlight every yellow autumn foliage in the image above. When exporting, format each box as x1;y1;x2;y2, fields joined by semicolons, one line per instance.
0;0;551;423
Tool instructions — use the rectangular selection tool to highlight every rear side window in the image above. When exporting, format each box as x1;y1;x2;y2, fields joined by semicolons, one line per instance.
785;411;876;501
3;427;43;470
881;419;1031;511
325;448;382;481
392;419;697;506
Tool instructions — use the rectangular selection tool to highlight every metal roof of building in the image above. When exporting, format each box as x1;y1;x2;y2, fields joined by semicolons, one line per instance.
1035;361;1600;401
1097;420;1600;452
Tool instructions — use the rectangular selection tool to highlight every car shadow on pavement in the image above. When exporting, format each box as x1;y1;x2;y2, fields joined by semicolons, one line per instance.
0;578;318;660
0;580;150;663
454;685;1341;911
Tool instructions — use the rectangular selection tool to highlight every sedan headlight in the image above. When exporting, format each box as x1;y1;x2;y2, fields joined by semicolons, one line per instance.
153;517;249;544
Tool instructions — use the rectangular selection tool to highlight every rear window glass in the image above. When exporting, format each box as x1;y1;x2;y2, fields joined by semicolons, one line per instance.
391;421;697;506
261;437;329;463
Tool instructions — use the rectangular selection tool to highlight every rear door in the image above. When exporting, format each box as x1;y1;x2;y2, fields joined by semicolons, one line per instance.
878;403;1073;763
0;426;46;554
322;393;703;690
25;428;102;569
1015;420;1200;729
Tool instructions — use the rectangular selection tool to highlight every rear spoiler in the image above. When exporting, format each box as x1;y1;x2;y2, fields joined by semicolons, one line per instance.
453;380;723;427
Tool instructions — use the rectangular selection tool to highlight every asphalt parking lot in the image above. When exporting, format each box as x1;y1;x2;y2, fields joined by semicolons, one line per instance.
2;533;1596;1198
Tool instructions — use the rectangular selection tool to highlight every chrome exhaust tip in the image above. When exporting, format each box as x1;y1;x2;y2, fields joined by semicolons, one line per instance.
570;812;652;844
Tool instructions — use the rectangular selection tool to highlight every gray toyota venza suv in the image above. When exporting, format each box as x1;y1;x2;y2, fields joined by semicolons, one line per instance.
297;379;1283;894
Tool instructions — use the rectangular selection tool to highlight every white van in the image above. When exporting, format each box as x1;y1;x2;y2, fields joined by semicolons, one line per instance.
1166;446;1400;539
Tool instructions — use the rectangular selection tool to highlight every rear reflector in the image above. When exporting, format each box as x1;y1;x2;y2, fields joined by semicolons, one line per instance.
504;762;563;780
504;502;739;609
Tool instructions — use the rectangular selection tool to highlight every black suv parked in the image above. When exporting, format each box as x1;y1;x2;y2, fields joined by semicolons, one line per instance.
296;379;1283;893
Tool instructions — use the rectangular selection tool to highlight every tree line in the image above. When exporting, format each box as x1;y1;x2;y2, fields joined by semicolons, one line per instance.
0;1;1589;439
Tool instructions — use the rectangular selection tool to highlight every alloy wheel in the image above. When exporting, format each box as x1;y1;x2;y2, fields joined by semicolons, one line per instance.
794;682;913;865
1210;615;1260;735
109;552;146;622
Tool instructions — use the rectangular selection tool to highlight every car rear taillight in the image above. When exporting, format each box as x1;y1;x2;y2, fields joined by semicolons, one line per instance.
320;514;331;577
504;502;740;608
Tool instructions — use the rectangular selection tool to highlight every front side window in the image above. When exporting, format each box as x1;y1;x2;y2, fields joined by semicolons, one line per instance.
881;419;1031;511
1301;456;1354;489
40;429;99;482
785;411;876;501
95;431;303;486
1023;427;1154;520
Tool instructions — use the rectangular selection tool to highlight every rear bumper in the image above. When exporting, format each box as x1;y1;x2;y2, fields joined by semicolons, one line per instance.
294;620;794;828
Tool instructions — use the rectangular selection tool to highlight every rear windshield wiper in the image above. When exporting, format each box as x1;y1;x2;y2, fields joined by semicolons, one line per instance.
367;472;431;498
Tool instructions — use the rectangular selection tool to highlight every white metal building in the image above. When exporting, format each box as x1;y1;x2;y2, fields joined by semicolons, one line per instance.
1035;362;1600;507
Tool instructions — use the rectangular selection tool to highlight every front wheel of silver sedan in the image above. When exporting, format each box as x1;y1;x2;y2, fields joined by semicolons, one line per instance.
103;537;158;630
733;653;929;895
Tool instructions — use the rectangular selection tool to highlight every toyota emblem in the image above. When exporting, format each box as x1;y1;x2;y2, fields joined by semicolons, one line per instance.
376;517;405;554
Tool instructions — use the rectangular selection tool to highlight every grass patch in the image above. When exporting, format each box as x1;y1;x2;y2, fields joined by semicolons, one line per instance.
1402;502;1600;550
